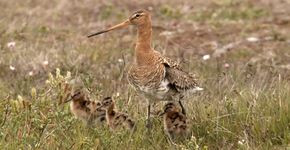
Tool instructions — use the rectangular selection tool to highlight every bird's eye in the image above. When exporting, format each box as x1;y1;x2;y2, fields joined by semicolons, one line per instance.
133;14;141;19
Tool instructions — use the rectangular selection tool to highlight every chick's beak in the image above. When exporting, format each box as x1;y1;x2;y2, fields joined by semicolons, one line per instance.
64;97;73;103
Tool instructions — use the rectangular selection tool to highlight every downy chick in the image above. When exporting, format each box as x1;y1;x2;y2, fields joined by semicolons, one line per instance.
85;99;107;125
100;97;135;131
161;102;190;142
68;89;106;126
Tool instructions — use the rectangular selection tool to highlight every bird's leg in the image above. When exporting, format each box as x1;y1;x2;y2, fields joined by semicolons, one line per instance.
146;103;152;129
178;100;186;115
166;134;177;146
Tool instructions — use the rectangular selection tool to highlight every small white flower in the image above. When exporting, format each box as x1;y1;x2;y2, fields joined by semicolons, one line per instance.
7;42;16;48
116;92;120;97
238;139;245;145
9;65;15;71
202;54;210;60
224;63;230;68
246;37;259;42
28;71;34;76
42;60;49;66
118;58;124;63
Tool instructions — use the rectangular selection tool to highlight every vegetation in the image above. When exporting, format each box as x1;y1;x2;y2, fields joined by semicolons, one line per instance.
1;0;290;149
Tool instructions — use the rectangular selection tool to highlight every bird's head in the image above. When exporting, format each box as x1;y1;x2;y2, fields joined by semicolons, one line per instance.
159;102;180;117
65;89;86;103
129;9;151;26
100;96;114;110
163;102;178;113
87;9;151;38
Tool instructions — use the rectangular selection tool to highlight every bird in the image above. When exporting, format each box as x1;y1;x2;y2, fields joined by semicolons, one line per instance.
66;89;106;126
88;9;203;128
99;97;136;131
160;102;190;143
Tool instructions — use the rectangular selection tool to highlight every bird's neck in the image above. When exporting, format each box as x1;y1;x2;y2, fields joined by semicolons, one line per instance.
135;23;153;65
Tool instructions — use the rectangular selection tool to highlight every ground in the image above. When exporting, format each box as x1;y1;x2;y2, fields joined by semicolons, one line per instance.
0;0;290;149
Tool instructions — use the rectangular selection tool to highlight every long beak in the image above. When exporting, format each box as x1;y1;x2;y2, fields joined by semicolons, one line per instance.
158;111;166;117
87;19;130;38
64;97;73;103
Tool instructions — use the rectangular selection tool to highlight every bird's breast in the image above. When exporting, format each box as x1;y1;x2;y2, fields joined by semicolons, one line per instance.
127;64;171;100
140;79;170;100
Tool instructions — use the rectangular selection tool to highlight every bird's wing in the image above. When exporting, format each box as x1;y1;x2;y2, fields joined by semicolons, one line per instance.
161;55;181;69
161;56;201;91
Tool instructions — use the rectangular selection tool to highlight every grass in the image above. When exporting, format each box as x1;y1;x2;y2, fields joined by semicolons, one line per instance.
1;0;290;149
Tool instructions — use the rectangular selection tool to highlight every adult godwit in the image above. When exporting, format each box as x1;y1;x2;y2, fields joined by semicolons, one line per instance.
88;9;203;128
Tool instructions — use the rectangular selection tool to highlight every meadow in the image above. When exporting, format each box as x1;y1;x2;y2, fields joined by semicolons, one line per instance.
0;0;290;149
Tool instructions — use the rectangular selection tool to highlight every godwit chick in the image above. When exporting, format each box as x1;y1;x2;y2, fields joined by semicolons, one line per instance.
86;100;107;124
88;9;203;128
161;102;190;142
100;97;135;131
66;89;106;126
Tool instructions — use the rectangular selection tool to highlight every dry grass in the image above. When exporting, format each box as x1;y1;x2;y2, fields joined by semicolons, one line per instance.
1;0;290;149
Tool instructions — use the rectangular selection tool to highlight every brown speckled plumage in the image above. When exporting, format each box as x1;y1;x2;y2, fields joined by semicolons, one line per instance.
162;102;190;142
88;9;202;128
100;97;136;131
69;89;106;126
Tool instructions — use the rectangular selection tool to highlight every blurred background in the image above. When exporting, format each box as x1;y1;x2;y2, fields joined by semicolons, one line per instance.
1;0;290;96
0;0;290;149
